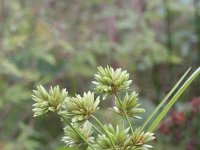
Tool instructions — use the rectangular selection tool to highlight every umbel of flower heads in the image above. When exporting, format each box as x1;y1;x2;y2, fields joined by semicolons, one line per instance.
92;66;155;150
32;66;155;150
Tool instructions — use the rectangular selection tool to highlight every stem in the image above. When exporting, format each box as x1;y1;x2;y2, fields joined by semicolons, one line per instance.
122;118;125;129
114;92;134;134
92;123;103;135
60;115;95;150
91;115;117;150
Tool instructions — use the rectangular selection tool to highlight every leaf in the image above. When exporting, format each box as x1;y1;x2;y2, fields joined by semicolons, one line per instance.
141;67;191;130
147;67;200;132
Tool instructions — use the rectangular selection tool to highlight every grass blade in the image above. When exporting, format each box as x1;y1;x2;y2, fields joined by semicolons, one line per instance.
147;67;200;132
141;67;191;130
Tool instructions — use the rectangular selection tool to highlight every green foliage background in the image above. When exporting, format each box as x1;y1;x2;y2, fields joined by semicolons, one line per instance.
0;0;199;149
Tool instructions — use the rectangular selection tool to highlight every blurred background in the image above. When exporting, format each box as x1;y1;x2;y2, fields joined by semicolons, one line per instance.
0;0;199;149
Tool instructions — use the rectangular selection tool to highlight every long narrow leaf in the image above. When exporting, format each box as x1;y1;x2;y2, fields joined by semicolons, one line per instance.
147;67;200;132
141;67;191;130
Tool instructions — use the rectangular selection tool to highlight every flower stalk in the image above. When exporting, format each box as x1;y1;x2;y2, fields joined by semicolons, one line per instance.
91;115;117;150
60;115;95;150
92;124;104;135
114;92;134;134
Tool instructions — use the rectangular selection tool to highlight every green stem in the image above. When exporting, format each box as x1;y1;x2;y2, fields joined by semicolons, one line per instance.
91;115;117;150
114;92;134;134
122;118;125;130
60;115;95;150
92;123;103;135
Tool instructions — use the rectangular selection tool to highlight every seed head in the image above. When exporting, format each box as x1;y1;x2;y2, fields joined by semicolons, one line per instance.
32;85;68;117
62;91;100;123
112;92;145;118
93;66;132;99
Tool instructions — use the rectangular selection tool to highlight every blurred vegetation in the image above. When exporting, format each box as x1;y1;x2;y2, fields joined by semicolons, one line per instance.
0;0;199;149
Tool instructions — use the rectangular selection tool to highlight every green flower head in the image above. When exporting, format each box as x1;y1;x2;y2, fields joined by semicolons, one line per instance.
62;121;94;149
32;85;68;117
92;66;132;98
112;92;145;118
130;128;155;150
62;91;100;123
95;124;130;149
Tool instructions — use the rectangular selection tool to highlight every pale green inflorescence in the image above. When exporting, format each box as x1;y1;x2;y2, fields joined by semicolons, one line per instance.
32;67;156;150
92;66;132;98
112;92;145;119
95;124;130;150
32;85;68;117
62;91;100;123
62;121;94;149
130;128;155;150
95;125;155;150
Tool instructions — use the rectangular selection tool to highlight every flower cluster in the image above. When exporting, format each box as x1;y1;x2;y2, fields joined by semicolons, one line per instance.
93;66;132;97
112;92;145;118
32;66;156;150
32;85;68;117
95;125;155;150
130;128;155;150
95;124;130;149
62;91;100;123
62;121;94;149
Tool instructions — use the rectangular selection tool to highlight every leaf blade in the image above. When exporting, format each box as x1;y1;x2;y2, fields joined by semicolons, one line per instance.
141;67;191;130
147;67;200;132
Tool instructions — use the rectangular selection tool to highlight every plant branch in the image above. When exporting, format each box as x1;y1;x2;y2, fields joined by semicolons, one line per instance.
60;115;95;150
91;115;117;150
92;123;104;135
114;92;134;134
